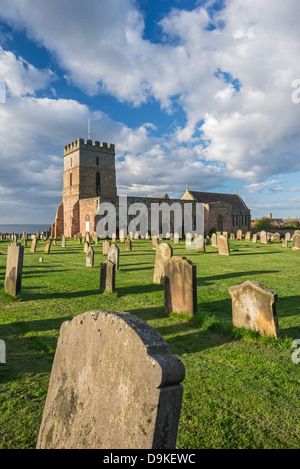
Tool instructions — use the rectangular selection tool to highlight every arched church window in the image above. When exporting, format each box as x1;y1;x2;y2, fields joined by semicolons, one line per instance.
96;172;101;196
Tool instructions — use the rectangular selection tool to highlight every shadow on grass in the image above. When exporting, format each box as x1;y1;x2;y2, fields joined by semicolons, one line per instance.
197;270;279;286
21;288;101;301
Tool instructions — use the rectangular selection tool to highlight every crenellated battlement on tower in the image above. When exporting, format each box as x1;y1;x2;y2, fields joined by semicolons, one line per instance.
64;138;115;156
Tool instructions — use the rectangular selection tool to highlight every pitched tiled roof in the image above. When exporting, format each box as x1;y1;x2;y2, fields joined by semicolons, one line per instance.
187;191;249;212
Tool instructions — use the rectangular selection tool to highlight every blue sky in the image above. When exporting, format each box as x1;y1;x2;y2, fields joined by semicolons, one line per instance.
0;0;300;223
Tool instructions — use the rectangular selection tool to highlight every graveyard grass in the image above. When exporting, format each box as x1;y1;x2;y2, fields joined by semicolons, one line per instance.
0;238;299;449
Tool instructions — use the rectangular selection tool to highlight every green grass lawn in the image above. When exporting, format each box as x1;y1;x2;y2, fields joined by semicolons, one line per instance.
0;237;299;449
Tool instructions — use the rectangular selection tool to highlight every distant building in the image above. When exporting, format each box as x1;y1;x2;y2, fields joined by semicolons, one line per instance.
51;138;251;238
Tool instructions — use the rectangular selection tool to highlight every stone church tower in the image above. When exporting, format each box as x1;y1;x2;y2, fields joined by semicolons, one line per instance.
52;138;117;238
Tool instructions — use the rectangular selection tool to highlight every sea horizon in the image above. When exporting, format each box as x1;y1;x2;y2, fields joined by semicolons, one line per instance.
0;224;51;234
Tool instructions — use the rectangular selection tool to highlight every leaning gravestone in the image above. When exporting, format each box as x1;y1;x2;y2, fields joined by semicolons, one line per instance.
153;243;173;285
44;240;51;254
108;243;120;270
292;233;300;250
30;236;38;253
61;235;66;248
260;231;267;244
228;280;280;338
5;243;24;298
86;246;94;267
218;235;230;256
164;256;197;316
100;261;115;293
102;239;111;255
36;310;185;449
125;239;132;251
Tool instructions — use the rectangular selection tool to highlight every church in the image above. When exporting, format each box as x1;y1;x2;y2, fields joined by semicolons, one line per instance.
51;137;251;238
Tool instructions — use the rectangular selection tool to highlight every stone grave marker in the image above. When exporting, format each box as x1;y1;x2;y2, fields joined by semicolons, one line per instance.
119;229;125;243
44;240;51;254
229;280;280;338
108;243;119;270
100;261;115;293
230;233;235;240
153;243;173;285
164;256;197;316
282;240;288;248
125;239;132;251
152;237;159;250
245;231;251;241
86;246;94;267
211;233;217;247
285;232;291;242
174;233;179;245
236;229;243;240
85;232;91;244
83;241;89;253
196;235;205;252
36;310;185;449
218;235;230;256
273;233;280;243
5;242;24;298
30;236;38;252
252;233;257;243
260;231;267;244
102;239;111;255
292;232;300;250
61;235;66;248
93;232;98;244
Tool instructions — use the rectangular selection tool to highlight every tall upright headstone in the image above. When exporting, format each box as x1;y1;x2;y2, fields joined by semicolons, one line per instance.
292;232;300;250
44;240;51;254
36;310;185;449
103;240;111;255
108;243;120;270
218;235;230;256
86;246;94;267
5;243;24;298
196;235;205;252
153;243;173;285
260;231;267;244
100;261;115;293
125;239;132;251
211;233;217;247
61;235;66;248
30;236;38;253
164;256;197;316
236;229;243;241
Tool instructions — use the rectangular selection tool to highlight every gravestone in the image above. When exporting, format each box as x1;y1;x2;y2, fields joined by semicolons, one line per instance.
245;231;251;241
30;236;38;252
83;241;89;253
100;261;115;293
23;239;27;248
260;231;267;244
252;233;257;243
108;243;120;270
5;243;24;298
211;233;217;247
285;232;291;241
282;240;288;248
22;232;27;241
228;280;280;338
134;232;139;240
273;233;280;243
153;243;173;285
218;235;230;256
112;233;116;243
292;232;300;250
164;256;197;316
61;235;66;248
152;237;159;250
44;240;51;254
86;246;94;267
39;257;44;263
185;233;192;246
236;229;243;240
125;239;132;251
196;235;205;252
230;233;235;240
119;229;125;243
93;232;98;244
36;310;185;449
85;232;91;244
206;236;210;245
222;232;228;238
174;233;179;245
102;240;111;255
77;235;82;245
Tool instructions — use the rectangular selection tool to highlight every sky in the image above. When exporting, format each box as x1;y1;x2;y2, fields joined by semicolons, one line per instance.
0;0;300;223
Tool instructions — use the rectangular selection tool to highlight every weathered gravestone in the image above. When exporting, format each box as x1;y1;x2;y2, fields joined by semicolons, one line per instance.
285;232;291;242
86;246;94;267
36;310;185;449
92;232;98;245
252;233;257;243
164;256;197;316
61;235;66;248
85;232;91;244
5;243;24;298
273;233;280;243
102;239;111;255
152;237;159;250
196;235;205;252
111;233;116;243
134;232;139;240
206;236;210;245
125;239;132;251
236;229;243;241
119;229;125;243
222;232;228;238
292;232;300;250
153;243;173;285
260;231;267;244
30;236;38;252
174;234;179;245
44;240;51;254
245;231;251;241
83;241;89;253
230;233;235;240
218;235;230;256
77;235;82;245
100;260;115;293
282;240;288;248
211;233;217;247
185;233;192;246
228;280;280;338
108;243;119;270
